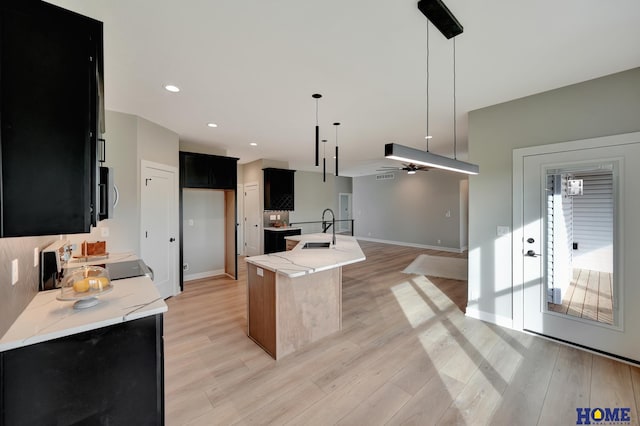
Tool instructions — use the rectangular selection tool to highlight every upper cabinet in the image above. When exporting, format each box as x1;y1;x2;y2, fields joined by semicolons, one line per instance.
264;168;295;211
0;1;103;237
180;152;238;190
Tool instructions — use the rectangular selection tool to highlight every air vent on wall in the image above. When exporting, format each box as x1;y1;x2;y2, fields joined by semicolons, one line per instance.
376;173;395;181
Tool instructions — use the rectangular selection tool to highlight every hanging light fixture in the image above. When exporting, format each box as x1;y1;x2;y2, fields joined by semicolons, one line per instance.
334;122;340;177
312;94;322;167
322;139;328;182
385;0;479;176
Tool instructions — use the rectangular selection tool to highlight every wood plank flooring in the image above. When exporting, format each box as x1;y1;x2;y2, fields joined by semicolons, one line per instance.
548;268;614;325
164;240;640;425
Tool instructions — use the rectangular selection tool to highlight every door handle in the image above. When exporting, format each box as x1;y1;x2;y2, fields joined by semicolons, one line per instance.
525;250;541;257
254;224;258;227
169;237;175;242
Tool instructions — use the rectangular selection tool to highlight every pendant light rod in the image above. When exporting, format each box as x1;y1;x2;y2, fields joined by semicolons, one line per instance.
425;22;432;149
334;122;340;177
322;139;327;182
312;94;322;167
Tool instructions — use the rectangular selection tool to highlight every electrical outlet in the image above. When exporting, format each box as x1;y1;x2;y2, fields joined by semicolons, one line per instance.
437;239;442;244
188;219;194;226
101;227;109;237
11;259;19;285
34;247;39;267
183;263;189;271
445;210;451;218
270;215;276;220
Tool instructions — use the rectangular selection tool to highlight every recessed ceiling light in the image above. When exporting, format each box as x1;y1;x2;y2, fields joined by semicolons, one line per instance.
207;123;218;128
164;84;180;93
250;142;258;146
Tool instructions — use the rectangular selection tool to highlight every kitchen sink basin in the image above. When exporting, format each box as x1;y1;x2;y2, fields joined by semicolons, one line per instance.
302;242;331;249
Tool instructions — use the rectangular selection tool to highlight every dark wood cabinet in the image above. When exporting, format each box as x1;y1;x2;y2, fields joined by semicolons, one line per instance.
0;0;103;236
180;152;238;190
0;314;164;425
264;168;295;210
264;228;301;254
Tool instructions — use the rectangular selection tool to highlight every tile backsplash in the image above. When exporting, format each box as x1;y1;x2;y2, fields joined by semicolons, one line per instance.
0;235;56;337
263;211;290;227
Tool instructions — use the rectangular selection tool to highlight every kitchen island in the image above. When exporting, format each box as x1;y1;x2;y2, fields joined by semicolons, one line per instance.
0;275;167;425
245;233;364;359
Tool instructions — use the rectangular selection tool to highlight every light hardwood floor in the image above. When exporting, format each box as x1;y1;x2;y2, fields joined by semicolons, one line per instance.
164;240;640;425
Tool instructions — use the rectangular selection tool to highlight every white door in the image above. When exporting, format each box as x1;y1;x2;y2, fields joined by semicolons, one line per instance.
244;183;261;256
237;184;244;255
339;193;352;233
141;161;178;299
519;139;640;362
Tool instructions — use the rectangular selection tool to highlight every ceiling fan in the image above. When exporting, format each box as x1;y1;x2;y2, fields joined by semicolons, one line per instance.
377;163;430;174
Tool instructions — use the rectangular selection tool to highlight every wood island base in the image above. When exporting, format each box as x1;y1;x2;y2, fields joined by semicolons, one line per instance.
247;263;341;360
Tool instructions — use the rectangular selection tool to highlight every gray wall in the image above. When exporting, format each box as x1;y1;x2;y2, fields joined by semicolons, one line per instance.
66;111;179;256
182;189;225;279
467;67;640;323
353;170;467;250
290;171;352;224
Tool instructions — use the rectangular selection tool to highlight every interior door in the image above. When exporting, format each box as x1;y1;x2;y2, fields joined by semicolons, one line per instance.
237;184;244;255
244;183;261;256
141;162;178;299
522;142;640;362
339;193;352;233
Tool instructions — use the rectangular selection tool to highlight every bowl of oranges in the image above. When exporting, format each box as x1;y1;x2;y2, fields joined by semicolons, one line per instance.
57;265;113;309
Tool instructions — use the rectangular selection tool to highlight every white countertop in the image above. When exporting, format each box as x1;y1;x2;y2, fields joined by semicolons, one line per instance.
0;276;167;352
63;251;138;269
245;233;365;278
263;227;302;232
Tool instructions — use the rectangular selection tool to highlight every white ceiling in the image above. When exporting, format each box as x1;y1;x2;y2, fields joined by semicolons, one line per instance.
48;0;640;176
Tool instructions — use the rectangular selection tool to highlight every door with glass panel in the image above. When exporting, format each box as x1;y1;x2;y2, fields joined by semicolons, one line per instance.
521;142;640;362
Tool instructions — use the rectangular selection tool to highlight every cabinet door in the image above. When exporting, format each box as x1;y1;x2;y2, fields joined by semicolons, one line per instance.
0;2;100;236
182;153;211;187
0;315;164;425
264;168;295;210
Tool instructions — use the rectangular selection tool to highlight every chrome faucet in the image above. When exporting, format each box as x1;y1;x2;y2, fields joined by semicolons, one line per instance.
322;208;336;246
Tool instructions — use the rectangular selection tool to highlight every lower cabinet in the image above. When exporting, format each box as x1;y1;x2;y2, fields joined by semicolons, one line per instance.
264;229;302;254
0;315;164;426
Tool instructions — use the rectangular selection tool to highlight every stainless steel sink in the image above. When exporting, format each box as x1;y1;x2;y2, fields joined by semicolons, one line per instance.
302;242;331;249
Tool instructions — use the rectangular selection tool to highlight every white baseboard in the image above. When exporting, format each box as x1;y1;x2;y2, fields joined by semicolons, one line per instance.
465;307;514;329
184;269;225;282
355;236;466;254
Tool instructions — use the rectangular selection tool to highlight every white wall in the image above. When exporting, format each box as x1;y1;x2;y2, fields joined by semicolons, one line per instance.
182;189;225;279
352;170;467;251
467;67;640;325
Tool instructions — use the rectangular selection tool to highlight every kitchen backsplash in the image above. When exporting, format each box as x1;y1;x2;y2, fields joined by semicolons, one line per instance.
0;235;56;337
263;211;290;227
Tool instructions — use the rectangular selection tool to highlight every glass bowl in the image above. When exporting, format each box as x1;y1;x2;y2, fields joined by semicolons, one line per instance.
57;265;113;309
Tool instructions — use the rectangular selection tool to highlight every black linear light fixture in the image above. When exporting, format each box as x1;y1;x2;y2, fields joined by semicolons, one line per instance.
334;122;340;177
322;139;328;182
386;0;478;176
312;94;322;167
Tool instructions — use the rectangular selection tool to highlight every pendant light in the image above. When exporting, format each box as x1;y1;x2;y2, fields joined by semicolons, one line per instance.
312;94;322;167
333;122;340;177
385;1;479;176
322;139;327;182
425;22;432;144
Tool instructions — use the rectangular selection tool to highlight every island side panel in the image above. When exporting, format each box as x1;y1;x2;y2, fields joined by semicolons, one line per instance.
247;263;277;358
276;267;341;359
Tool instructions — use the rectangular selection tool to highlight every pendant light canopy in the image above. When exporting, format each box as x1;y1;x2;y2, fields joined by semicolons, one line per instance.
385;0;479;176
333;122;340;177
312;94;322;167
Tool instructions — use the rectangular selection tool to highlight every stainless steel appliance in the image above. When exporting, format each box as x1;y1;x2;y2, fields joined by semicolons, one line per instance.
40;240;72;290
104;260;154;281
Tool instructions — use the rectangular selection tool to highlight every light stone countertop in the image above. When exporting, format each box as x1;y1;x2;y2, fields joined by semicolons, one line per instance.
0;276;167;352
263;227;302;232
245;233;365;278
